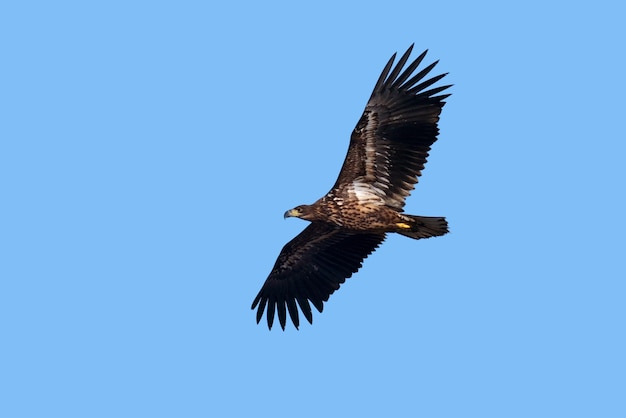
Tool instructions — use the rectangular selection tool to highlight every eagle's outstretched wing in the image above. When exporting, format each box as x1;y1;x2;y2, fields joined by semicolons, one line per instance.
252;223;385;330
332;45;451;209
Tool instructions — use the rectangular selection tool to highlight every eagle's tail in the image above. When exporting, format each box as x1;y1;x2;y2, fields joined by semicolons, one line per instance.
396;215;448;239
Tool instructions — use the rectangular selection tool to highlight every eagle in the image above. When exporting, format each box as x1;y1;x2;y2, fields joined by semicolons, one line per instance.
252;45;451;330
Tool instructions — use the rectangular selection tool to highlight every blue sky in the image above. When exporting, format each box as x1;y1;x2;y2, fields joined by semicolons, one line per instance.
1;1;625;417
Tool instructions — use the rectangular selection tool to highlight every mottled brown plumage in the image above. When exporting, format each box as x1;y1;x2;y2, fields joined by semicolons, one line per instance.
252;45;451;330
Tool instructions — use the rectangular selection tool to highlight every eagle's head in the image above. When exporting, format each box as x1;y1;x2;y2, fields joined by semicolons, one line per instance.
284;205;316;221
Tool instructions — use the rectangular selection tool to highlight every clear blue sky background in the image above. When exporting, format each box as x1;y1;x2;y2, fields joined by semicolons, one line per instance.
1;1;624;417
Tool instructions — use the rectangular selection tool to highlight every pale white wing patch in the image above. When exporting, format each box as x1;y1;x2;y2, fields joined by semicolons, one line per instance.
349;180;386;205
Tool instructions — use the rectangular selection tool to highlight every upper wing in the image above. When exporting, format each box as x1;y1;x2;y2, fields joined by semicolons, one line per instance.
333;45;451;209
251;223;386;330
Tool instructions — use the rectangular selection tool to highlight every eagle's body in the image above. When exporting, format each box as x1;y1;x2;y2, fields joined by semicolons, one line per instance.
252;45;451;330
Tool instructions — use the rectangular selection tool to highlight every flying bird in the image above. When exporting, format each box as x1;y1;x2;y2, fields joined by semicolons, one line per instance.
252;45;451;330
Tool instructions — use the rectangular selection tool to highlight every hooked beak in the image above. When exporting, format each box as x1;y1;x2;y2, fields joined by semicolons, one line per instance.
284;208;301;219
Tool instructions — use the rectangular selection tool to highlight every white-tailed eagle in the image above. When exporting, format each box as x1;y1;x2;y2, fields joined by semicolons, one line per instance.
252;45;451;330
